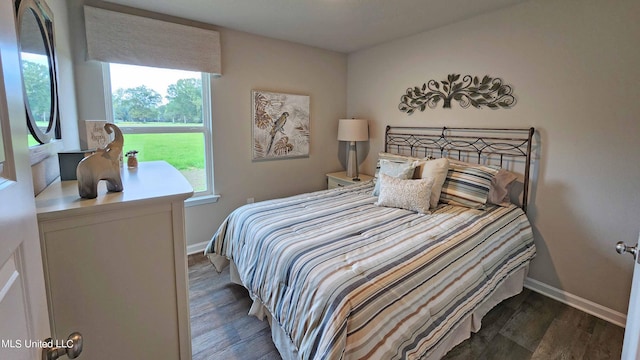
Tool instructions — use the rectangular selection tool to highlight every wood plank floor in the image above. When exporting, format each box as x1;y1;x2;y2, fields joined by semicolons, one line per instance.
188;253;624;359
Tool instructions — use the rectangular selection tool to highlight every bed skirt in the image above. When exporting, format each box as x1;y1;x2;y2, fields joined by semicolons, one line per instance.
208;253;529;360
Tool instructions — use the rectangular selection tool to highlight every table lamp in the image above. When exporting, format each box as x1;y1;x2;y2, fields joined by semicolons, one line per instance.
337;119;369;181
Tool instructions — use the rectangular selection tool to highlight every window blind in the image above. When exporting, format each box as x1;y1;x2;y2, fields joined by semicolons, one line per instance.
84;6;221;75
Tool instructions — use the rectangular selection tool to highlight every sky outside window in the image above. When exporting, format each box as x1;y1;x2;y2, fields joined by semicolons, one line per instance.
110;63;199;104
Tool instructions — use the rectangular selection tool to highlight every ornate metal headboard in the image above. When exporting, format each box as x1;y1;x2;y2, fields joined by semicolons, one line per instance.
385;126;535;212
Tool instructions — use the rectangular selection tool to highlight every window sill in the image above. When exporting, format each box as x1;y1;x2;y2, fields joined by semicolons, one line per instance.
185;194;220;207
29;140;64;166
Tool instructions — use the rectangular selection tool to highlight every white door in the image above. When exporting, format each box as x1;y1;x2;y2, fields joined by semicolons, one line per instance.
0;0;50;358
620;233;640;359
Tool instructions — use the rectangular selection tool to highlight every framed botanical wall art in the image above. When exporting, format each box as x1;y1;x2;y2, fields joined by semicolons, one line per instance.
252;90;310;161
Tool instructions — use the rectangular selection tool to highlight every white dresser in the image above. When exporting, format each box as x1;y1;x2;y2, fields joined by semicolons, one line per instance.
35;161;193;360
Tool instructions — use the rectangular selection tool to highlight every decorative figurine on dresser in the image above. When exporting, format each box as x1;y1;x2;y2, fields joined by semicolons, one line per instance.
126;150;139;168
76;123;124;199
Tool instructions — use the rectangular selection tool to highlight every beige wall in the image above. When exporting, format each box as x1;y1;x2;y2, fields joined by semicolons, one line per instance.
186;29;347;248
62;1;347;248
347;0;640;314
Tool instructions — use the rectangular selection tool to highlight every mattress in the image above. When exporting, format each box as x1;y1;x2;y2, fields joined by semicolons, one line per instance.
205;181;536;359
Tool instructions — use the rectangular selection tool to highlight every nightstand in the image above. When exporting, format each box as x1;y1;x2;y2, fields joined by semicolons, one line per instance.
326;171;373;189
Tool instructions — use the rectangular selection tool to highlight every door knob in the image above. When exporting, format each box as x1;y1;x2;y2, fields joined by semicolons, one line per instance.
41;332;83;360
616;241;638;258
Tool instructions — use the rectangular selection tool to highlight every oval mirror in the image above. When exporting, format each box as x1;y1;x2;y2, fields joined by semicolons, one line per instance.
16;0;60;145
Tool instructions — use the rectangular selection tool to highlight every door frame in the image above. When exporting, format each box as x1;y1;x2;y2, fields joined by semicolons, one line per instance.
0;0;51;357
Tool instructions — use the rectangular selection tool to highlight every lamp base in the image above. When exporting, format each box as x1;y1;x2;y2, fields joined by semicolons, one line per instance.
346;141;359;179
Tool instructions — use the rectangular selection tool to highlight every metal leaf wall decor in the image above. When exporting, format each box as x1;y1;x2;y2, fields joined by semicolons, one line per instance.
399;74;516;113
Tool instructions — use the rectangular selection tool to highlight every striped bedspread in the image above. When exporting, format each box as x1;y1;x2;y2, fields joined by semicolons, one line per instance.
205;181;536;359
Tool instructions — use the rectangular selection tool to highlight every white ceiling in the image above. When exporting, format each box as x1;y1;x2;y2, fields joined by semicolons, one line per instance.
106;0;526;53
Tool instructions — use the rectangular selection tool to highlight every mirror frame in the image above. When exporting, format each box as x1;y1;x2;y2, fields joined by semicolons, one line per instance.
15;0;60;145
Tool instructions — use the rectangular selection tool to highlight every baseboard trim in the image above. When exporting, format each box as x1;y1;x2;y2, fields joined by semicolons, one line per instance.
524;277;627;328
186;241;209;255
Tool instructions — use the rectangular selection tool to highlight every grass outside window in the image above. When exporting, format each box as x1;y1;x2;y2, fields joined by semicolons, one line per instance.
123;132;206;192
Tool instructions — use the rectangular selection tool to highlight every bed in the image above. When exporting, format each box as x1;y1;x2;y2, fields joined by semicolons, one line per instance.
205;126;537;359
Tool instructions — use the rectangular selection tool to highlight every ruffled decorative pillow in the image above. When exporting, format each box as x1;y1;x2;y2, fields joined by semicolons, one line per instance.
375;174;434;214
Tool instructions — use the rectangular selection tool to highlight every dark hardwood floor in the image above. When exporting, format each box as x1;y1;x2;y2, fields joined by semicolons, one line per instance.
188;253;624;359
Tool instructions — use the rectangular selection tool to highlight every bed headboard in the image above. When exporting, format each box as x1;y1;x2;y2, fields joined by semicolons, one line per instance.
385;126;535;212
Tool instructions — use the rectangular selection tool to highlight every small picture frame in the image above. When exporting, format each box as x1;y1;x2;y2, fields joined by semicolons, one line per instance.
85;120;109;149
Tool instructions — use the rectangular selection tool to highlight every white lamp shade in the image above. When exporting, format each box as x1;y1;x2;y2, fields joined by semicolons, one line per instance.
337;119;369;141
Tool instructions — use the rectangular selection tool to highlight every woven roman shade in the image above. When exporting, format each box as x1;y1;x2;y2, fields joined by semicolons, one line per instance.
84;6;221;75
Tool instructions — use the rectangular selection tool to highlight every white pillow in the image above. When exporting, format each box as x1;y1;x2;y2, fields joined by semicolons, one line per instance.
372;159;417;196
375;174;434;214
415;158;449;209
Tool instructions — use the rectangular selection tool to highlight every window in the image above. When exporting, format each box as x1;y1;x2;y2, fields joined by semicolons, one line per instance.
104;63;213;197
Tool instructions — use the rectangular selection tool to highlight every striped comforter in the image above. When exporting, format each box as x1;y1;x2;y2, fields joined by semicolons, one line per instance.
205;181;536;359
